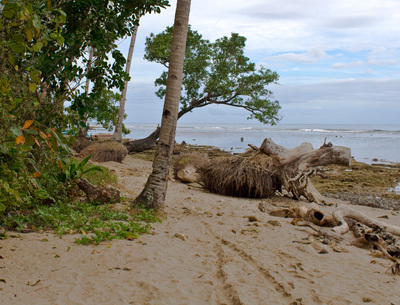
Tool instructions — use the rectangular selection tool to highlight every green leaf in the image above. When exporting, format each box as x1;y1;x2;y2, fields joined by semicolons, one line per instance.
8;41;24;53
0;203;5;212
29;83;37;93
3;4;16;19
30;68;41;83
56;35;65;46
34;189;50;200
76;154;93;171
11;127;23;136
32;42;43;52
8;54;15;65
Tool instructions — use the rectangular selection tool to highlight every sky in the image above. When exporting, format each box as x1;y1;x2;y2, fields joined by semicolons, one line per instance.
118;0;400;125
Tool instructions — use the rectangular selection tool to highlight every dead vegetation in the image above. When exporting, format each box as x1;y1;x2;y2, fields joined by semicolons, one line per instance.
80;141;128;163
201;151;283;198
172;152;208;181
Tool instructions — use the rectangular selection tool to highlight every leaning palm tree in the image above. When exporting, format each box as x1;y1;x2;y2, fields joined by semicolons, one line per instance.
134;0;191;210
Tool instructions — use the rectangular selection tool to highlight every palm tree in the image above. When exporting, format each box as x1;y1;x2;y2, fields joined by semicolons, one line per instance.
134;0;191;210
112;23;139;141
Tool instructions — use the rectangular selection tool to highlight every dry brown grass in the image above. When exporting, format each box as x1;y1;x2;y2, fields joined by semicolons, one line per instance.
80;141;128;163
172;153;209;180
201;151;283;198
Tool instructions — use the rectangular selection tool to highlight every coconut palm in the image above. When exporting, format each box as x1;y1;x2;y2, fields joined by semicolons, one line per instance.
113;23;139;141
134;0;191;210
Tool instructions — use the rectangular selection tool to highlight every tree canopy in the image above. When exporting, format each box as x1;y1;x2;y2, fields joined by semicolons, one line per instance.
144;26;281;124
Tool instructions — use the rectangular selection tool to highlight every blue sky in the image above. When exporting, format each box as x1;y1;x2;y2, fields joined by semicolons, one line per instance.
118;0;400;125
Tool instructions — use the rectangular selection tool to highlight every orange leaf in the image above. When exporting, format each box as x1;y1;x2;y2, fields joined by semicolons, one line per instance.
15;135;25;145
57;160;63;170
32;172;41;178
22;120;34;129
39;131;47;139
33;136;40;147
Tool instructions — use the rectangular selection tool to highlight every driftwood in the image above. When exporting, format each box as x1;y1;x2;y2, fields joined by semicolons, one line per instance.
77;178;120;203
260;138;350;203
201;138;350;201
124;127;160;153
332;204;400;236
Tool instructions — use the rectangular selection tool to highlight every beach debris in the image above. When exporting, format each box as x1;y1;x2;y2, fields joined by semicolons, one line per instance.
246;215;258;222
124;127;160;153
305;209;338;227
311;241;329;254
332;245;350;253
201;138;350;203
174;233;187;241
80;141;128;162
258;201;269;213
270;206;308;219
27;279;41;286
267;220;282;227
77;178;121;203
173;152;209;183
332;204;400;237
385;262;400;276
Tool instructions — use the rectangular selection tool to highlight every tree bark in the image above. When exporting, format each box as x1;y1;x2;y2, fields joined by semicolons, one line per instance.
134;0;191;210
113;23;139;141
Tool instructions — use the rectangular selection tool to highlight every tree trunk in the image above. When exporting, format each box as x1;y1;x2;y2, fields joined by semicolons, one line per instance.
124;126;160;152
77;178;120;203
113;24;139;141
134;0;191;210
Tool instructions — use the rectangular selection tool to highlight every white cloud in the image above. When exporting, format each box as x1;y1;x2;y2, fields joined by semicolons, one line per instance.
116;0;400;125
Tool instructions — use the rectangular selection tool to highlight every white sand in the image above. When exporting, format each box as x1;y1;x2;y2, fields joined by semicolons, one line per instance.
1;155;399;304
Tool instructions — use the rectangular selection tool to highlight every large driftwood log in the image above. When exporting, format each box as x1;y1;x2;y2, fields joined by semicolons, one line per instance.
259;138;351;204
77;178;121;203
124;127;160;153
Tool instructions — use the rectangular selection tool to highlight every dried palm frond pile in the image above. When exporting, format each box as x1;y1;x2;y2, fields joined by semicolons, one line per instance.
80;141;128;162
172;152;209;180
201;151;283;198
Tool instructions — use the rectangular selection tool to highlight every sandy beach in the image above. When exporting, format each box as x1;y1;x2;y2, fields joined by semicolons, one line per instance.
1;155;399;304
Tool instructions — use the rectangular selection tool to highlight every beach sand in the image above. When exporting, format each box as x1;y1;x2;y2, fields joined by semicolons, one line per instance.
1;155;399;304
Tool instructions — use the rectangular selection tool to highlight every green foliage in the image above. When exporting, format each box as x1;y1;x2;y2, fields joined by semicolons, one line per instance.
0;120;71;211
0;0;169;211
69;88;130;135
59;155;103;183
3;201;161;245
145;26;281;125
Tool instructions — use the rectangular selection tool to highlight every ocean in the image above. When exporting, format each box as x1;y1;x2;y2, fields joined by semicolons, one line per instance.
121;123;400;164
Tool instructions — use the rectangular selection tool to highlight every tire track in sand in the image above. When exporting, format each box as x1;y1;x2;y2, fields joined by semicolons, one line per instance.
201;220;294;304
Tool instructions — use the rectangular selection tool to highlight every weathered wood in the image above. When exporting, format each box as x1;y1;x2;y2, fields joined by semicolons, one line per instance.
260;138;314;163
124;127;160;153
332;204;400;236
77;178;120;203
260;138;351;204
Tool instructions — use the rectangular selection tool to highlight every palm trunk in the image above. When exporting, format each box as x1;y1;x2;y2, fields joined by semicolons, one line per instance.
113;24;139;141
134;0;191;210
